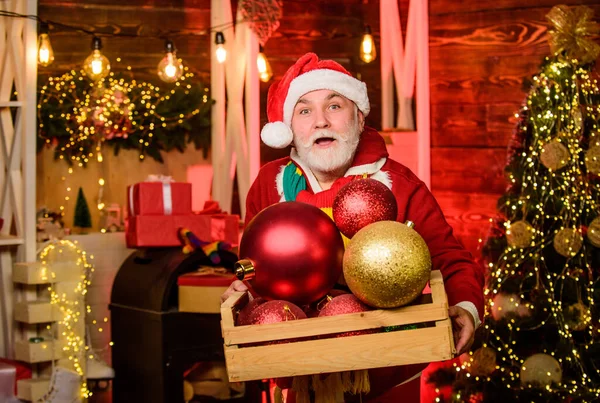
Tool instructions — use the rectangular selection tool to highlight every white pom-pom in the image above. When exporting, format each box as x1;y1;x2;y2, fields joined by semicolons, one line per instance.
260;121;293;149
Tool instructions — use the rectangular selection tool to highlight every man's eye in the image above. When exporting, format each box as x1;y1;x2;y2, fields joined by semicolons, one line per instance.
298;109;309;115
329;104;340;110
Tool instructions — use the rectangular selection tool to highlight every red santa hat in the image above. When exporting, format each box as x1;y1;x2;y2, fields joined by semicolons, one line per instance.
261;53;370;149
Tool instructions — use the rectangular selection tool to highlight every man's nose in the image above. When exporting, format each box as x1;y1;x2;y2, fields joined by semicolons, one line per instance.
313;109;330;129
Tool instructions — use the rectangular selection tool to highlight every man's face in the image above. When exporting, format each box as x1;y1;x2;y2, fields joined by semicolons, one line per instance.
291;89;364;174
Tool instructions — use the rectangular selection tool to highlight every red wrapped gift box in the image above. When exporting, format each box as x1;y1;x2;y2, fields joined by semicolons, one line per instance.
127;182;192;216
126;214;240;248
205;214;240;247
178;267;236;313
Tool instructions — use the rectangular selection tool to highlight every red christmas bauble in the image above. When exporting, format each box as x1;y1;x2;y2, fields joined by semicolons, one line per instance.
332;179;398;238
237;202;345;305
318;294;374;337
248;300;307;326
304;289;349;317
236;297;266;326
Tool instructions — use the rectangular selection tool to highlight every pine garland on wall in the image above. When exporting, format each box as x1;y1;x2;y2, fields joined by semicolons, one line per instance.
37;67;213;165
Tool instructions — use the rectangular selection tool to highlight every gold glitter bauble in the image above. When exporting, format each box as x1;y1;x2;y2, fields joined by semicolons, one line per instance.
587;217;600;247
506;220;534;248
553;228;583;257
564;302;589;331
520;353;562;387
572;108;583;133
540;140;570;171
585;145;600;175
343;221;431;308
470;347;497;377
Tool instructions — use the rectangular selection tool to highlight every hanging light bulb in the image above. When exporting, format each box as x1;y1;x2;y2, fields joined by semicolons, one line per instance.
257;46;273;82
359;25;376;63
157;40;183;83
83;37;111;81
38;22;54;67
215;32;226;64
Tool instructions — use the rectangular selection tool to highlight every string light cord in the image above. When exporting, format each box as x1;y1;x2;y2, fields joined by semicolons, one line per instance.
0;10;244;38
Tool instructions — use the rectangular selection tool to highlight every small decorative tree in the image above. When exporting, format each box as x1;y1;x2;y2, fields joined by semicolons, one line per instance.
74;187;92;232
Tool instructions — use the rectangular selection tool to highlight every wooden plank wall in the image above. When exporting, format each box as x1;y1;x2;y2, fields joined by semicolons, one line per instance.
37;0;600;256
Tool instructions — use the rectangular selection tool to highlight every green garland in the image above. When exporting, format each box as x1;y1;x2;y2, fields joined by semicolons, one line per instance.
37;69;213;164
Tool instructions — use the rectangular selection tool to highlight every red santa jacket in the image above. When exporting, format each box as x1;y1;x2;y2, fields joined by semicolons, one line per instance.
245;126;485;321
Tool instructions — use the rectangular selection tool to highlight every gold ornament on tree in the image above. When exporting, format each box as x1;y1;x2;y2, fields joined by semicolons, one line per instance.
564;302;589;331
587;217;600;247
571;108;583;134
239;0;283;46
520;353;562;387
506;220;534;248
540;140;570;170
546;5;600;64
585;145;600;175
343;221;431;308
553;228;583;257
468;347;497;377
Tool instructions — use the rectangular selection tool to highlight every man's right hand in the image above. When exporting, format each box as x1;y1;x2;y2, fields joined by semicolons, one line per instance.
220;280;249;303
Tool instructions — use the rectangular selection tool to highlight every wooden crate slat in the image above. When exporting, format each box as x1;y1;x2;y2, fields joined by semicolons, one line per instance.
224;323;454;382
223;301;448;345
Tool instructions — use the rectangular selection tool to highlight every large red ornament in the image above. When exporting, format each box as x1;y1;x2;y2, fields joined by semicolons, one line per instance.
236;297;266;326
236;202;345;305
318;294;374;337
332;179;398;238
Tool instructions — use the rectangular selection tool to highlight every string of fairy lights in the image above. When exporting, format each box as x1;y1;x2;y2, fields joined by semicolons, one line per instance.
1;9;377;85
443;57;600;401
37;239;109;400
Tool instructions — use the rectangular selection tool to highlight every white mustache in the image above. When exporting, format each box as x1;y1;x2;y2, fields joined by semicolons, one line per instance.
308;130;347;145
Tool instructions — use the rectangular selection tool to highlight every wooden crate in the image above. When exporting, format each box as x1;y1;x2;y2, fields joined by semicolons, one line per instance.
17;377;50;401
221;270;455;382
14;301;61;324
14;339;64;364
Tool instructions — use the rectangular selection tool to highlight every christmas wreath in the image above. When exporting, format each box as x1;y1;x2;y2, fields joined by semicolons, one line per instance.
37;69;213;164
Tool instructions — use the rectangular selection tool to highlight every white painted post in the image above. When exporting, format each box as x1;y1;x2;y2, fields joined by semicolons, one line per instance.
0;0;38;358
210;1;260;219
380;0;430;188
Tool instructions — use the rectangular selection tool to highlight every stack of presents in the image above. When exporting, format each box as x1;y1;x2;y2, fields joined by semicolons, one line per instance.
126;178;243;400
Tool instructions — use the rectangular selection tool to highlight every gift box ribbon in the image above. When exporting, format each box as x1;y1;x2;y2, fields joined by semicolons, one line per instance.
129;177;174;216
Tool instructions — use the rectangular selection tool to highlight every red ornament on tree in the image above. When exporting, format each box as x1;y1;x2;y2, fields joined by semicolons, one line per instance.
235;202;345;305
236;297;267;326
332;179;398;238
318;294;374;337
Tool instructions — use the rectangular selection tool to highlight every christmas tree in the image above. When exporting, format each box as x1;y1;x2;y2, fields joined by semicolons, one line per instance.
74;187;92;230
429;5;600;402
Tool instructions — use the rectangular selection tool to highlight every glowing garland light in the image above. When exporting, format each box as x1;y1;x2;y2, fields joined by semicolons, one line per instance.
39;240;95;399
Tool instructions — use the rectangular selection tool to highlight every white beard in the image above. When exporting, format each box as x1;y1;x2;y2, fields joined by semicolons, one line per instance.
293;117;361;174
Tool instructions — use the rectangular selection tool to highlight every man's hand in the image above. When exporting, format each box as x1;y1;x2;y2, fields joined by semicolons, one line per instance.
449;305;475;355
220;280;249;303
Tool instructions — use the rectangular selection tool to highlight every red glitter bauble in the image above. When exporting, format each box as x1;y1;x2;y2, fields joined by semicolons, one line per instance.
238;202;345;304
332;179;398;238
318;294;374;337
236;297;267;326
248;300;307;325
304;289;349;318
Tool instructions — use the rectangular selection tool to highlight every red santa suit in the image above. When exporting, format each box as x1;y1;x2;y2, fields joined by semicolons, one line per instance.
247;52;484;401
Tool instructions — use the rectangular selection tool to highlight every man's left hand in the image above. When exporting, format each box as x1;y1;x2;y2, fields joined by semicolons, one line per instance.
448;306;475;355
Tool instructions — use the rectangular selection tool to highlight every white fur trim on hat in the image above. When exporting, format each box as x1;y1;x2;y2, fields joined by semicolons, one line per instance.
261;121;294;149
283;69;370;126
